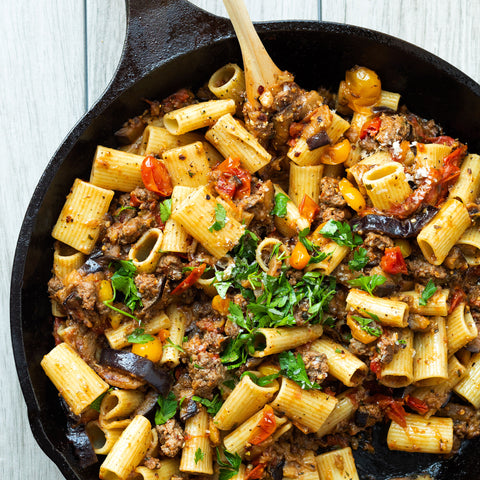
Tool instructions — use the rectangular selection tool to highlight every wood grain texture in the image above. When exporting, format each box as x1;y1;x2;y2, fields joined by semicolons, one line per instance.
322;0;480;83
3;0;479;479
1;2;86;478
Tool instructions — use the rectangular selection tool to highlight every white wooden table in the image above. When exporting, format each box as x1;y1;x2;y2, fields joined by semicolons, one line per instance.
1;1;479;478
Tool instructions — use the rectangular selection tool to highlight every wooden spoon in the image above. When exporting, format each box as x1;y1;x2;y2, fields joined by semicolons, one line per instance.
223;0;290;107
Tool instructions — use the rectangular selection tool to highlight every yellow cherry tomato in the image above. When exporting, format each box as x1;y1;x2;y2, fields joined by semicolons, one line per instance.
345;66;382;111
131;335;163;363
289;241;311;270
321;139;351;165
338;178;366;213
212;295;230;316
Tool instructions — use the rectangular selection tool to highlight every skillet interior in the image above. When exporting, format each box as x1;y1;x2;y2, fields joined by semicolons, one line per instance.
10;0;480;478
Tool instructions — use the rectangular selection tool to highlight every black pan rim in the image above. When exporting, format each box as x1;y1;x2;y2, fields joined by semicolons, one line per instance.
10;16;480;480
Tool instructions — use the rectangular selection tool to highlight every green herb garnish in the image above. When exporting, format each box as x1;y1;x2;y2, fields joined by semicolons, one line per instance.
159;198;172;222
348;274;386;296
192;394;223;416
240;371;280;386
271;193;290;218
90;387;113;412
194;448;205;464
279;351;321;390
419;279;437;306
127;328;155;344
166;337;185;352
348;247;369;271
209;203;227;232
155;391;178;425
216;448;242;480
319;220;363;248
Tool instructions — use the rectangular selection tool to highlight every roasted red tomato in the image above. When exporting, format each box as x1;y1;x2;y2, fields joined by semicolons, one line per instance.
380;247;408;275
248;405;277;445
371;394;407;428
425;135;456;147
449;287;467;314
214;157;252;200
405;395;429;415
171;264;207;295
141;155;173;196
246;464;266;480
299;194;320;224
359;116;381;140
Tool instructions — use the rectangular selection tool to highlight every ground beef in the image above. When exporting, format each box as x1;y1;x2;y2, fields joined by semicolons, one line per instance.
351;402;384;432
406;257;448;282
129;187;160;211
238;179;275;223
327;289;348;321
317;204;350;223
331;263;360;286
443;246;468;271
300;351;329;384
439;403;480;439
416;389;449;413
293;298;310;325
156;419;185;457
468;286;480;309
376;329;400;365
405;112;442;141
104;214;155;246
348;338;372;358
319;177;347;207
363;232;394;252
375;114;410;146
135;274;163;309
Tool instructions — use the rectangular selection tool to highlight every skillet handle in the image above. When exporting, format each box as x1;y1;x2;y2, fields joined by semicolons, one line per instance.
108;0;232;94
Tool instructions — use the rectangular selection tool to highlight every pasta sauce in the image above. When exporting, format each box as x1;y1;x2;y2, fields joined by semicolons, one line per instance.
42;63;480;480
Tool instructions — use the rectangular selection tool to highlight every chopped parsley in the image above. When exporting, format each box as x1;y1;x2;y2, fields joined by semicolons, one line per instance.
319;220;363;248
89;387;113;412
127;328;155;344
192;394;223;416
271;192;290;217
166;337;185;352
419;279;437;306
298;228;329;264
103;260;142;320
240;371;280;386
348;274;386;296
114;205;136;217
216;448;242;480
279;351;321;390
155;391;177;425
159;198;172;222
348;247;369;271
194;448;205;464
209;203;227;232
351;311;383;337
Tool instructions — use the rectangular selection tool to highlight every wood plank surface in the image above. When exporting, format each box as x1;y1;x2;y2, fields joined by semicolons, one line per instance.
2;1;479;478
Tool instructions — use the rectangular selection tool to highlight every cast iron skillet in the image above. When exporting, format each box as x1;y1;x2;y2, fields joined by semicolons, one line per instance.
10;0;480;479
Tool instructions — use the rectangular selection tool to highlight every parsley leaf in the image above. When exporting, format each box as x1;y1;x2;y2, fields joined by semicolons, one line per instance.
159;198;172;222
351;315;383;337
419;279;437;306
155;391;177;425
114;205;136;217
279;351;321;390
298;228;329;264
216;448;242;480
127;328;155;344
103;260;142;319
348;274;386;296
271;193;290;218
240;371;279;386
89;387;113;412
319;220;363;248
192;394;223;416
348;247;369;271
166;338;185;352
209;203;227;232
194;448;205;464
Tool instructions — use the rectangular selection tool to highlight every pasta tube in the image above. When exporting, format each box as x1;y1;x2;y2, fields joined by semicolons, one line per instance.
315;447;359;480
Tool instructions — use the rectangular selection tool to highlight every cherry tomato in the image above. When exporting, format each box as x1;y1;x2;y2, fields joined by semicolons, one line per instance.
141;155;173;196
448;287;467;314
345;66;382;111
214;157;252;200
131;335;163;363
248;405;277;445
171;264;207;295
405;395;429;415
425;135;456;147
380;247;408;275
290;241;311;270
246;464;266;480
299;194;320;224
370;394;407;428
359;116;382;140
